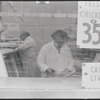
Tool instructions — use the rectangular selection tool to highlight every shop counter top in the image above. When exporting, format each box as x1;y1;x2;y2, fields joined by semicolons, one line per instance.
0;48;15;55
0;77;81;90
0;77;99;98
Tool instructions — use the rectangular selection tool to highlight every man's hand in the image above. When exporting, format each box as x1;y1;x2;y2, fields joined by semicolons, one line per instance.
45;68;56;77
61;68;71;75
60;68;75;77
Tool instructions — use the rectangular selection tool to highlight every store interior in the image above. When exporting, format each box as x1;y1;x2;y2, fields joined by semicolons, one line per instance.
0;1;98;77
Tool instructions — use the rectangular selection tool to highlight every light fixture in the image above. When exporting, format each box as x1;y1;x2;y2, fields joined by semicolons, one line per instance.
36;1;40;3
36;1;49;4
45;1;49;4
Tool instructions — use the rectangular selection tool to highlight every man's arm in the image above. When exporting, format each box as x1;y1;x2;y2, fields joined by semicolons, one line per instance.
17;38;36;50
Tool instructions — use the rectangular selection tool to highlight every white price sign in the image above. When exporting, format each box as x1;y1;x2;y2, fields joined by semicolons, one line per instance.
77;1;100;49
82;63;100;89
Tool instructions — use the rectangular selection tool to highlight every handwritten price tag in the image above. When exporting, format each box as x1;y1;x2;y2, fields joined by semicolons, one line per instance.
82;19;100;45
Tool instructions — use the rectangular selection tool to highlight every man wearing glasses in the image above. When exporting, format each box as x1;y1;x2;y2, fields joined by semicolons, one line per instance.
37;29;75;77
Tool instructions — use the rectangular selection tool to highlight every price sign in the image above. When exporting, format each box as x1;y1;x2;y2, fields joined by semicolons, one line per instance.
82;63;100;88
77;1;100;49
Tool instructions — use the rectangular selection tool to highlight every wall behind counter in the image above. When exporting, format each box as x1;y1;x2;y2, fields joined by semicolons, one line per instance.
1;1;77;51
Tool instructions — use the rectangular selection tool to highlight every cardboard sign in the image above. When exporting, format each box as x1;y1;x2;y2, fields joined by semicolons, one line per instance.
77;1;100;49
82;63;100;88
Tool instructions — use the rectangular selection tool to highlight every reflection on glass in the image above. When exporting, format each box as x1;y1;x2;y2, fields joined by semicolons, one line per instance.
0;1;97;78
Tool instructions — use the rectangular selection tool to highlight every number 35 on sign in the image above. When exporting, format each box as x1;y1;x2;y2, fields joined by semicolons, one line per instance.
77;1;100;49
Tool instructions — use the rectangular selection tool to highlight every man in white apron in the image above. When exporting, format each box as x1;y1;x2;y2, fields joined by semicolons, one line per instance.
37;30;75;77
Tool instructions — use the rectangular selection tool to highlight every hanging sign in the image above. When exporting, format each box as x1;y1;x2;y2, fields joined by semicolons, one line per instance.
77;1;100;49
82;63;100;88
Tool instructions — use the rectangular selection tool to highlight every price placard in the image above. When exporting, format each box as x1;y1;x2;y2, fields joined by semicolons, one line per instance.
82;63;100;88
77;1;100;49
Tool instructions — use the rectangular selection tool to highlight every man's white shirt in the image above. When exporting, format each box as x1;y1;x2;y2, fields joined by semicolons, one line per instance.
37;41;75;74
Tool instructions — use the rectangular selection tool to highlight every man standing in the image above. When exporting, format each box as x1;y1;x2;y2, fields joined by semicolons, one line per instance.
15;31;41;77
37;30;75;77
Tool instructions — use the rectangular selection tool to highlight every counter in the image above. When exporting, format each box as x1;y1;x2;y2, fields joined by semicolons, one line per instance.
0;48;23;77
0;42;17;49
0;48;15;55
0;77;100;98
0;41;17;55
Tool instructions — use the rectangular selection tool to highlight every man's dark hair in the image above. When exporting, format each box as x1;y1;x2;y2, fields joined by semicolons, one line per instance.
51;30;69;40
20;31;30;38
